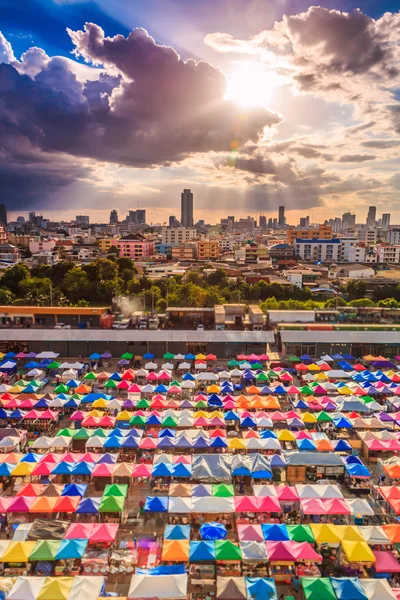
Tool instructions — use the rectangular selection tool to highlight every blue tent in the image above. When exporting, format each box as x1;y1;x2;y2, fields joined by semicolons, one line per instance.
182;373;195;381
200;522;227;541
56;538;88;560
193;437;209;448
0;463;13;476
274;385;287;394
189;541;216;561
300;354;312;361
332;417;353;428
62;483;87;497
232;465;252;477
175;436;192;448
23;385;39;394
208;397;223;407
144;496;168;512
332;354;344;360
158;437;175;449
172;463;191;478
260;386;273;395
21;453;40;463
246;578;277;600
122;437;139;448
143;353;154;360
294;400;309;410
37;359;51;368
262;524;290;541
89;353;101;360
0;409;9;419
224;410;239;421
335;439;352;452
270;454;286;468
185;354;195;360
76;497;100;514
346;463;371;478
64;399;80;409
71;462;94;476
152;463;173;477
337;361;353;371
297;438;316;451
24;361;39;369
81;392;110;403
260;430;278;439
109;372;122;381
159;428;175;438
10;409;24;419
154;384;168;393
330;578;367;600
66;380;80;388
210;437;227;448
241;416;257;428
192;484;212;497
164;524;191;540
35;398;49;409
345;455;362;465
104;436;123;448
52;462;74;475
97;453;117;464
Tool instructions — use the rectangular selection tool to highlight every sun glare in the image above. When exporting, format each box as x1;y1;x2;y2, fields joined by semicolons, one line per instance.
226;63;278;108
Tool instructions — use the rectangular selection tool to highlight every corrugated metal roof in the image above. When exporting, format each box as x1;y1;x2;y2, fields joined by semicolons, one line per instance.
280;330;399;343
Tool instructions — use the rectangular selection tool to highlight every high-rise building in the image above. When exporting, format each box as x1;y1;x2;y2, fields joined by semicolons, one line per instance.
181;189;194;227
109;209;118;225
278;206;285;226
366;206;376;226
382;213;391;228
299;216;310;228
76;215;89;225
0;205;7;227
342;212;356;228
268;218;273;228
259;215;267;229
28;212;36;223
136;210;146;225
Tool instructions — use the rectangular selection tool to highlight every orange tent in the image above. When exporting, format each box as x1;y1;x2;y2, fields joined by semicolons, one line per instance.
384;464;400;479
30;496;58;513
75;384;91;394
246;386;260;395
161;540;190;562
383;524;400;543
264;397;281;409
315;440;334;452
54;496;80;513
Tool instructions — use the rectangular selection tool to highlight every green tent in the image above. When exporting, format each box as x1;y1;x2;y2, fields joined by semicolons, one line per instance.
92;428;107;438
47;361;60;370
130;415;146;426
214;540;242;561
170;380;181;387
84;372;97;380
300;385;314;395
212;484;234;497
98;495;125;513
29;540;60;561
267;370;278;378
56;428;74;437
228;360;239;367
301;578;336;600
73;428;91;440
163;352;175;360
103;483;128;497
316;411;332;423
104;379;117;389
256;373;269;381
288;355;300;362
287;524;315;543
29;380;41;387
121;352;133;360
54;384;69;393
194;400;207;408
136;399;150;409
363;396;375;404
161;416;178;427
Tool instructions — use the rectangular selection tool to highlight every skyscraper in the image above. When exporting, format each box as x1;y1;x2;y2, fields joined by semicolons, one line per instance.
0;204;7;226
76;215;89;225
181;189;194;227
109;209;118;224
259;215;267;229
299;216;310;228
366;206;376;226
342;212;356;228
136;210;146;225
278;206;285;226
382;213;391;228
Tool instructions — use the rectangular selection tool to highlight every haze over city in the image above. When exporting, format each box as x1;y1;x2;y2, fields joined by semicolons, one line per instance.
0;0;399;224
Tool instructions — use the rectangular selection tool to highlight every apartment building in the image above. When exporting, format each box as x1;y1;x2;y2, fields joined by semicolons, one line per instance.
161;226;197;245
171;243;196;260
294;238;340;263
287;224;332;245
116;235;154;260
197;240;219;260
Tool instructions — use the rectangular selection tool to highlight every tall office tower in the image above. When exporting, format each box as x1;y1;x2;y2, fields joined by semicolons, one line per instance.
278;206;285;226
28;212;36;223
259;215;267;229
76;215;89;225
366;206;376;226
342;212;356;228
109;209;118;224
136;210;146;225
268;218;273;228
128;210;137;224
272;218;278;228
382;213;391;228
181;189;194;227
0;204;7;227
169;215;177;226
299;216;310;228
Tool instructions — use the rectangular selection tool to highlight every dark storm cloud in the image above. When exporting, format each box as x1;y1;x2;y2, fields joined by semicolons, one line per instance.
0;25;281;207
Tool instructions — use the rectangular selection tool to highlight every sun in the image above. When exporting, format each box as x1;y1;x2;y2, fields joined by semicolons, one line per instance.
225;63;278;107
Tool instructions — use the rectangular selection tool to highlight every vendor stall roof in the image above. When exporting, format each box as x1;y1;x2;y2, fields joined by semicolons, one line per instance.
128;573;188;599
217;577;247;600
285;452;344;467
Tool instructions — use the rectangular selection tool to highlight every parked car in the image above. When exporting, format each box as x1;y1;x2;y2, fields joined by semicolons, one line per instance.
54;323;71;329
196;324;204;331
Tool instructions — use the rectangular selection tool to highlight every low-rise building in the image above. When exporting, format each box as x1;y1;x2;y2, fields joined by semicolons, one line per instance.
98;238;119;254
284;269;321;288
294;238;340;263
29;239;57;254
197;240;219;260
116;234;154;260
377;245;400;263
171;243;196;261
287;224;332;244
161;226;197;245
0;244;21;267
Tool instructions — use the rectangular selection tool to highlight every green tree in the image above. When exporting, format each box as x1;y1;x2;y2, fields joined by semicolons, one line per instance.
117;257;135;272
31;264;52;279
0;263;29;294
377;298;399;308
324;297;348;309
107;245;119;256
61;268;92;304
345;280;367;300
51;262;75;286
207;268;227;287
186;270;204;286
19;277;52;305
0;288;14;305
156;298;167;312
349;298;376;307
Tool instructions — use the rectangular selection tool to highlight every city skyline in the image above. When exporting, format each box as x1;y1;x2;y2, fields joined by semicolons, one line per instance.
0;0;399;223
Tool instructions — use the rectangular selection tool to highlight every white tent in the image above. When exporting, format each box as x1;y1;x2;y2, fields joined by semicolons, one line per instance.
162;363;174;370
177;413;193;426
181;381;195;390
36;351;59;359
174;354;185;361
49;436;71;449
168;497;193;513
347;498;375;516
359;526;390;545
194;363;207;370
239;362;251;370
32;436;53;449
178;362;191;370
240;541;267;561
295;484;322;499
144;362;158;370
85;435;105;448
0;436;20;450
135;369;148;377
196;372;219;381
218;371;231;379
361;579;397;600
141;384;155;393
27;369;43;378
12;524;33;541
68;576;105;600
316;484;344;499
108;399;123;411
48;398;67;408
230;369;242;377
62;368;78;380
216;577;247;600
192;497;235;513
327;370;351;378
7;576;46;600
128;573;188;599
252;485;277;497
0;384;10;393
153;453;173;464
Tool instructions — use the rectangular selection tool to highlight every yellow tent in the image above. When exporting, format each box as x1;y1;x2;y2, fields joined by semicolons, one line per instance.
116;410;132;421
335;526;364;541
92;398;108;408
315;373;329;381
363;355;375;361
2;542;36;563
194;411;207;418
228;438;246;450
11;462;35;477
87;409;104;418
37;577;74;600
302;412;317;423
308;363;321;371
207;385;220;393
278;430;296;442
209;411;223;418
341;541;375;563
8;385;23;394
311;524;341;544
338;386;353;395
196;354;206;360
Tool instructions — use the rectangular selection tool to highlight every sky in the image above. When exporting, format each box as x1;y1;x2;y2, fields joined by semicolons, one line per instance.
0;0;399;225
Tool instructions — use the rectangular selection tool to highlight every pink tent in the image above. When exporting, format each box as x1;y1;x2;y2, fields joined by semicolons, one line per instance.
117;380;130;390
270;411;286;421
256;496;282;512
146;372;158;381
19;399;36;409
324;498;351;515
276;486;299;502
174;455;191;464
258;354;269;361
92;463;114;477
280;373;293;382
82;416;99;427
98;416;115;427
266;541;296;562
90;523;119;543
373;551;400;572
40;410;58;420
295;431;312;439
4;399;20;409
0;497;12;512
292;542;322;562
287;386;300;394
39;453;60;463
31;463;54;476
237;524;263;542
194;417;209;426
300;498;326;514
139;438;157;449
167;386;181;394
7;496;34;512
81;452;99;463
128;384;142;393
234;496;259;512
131;464;152;477
66;523;94;539
23;410;42;420
70;410;85;421
286;411;300;419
